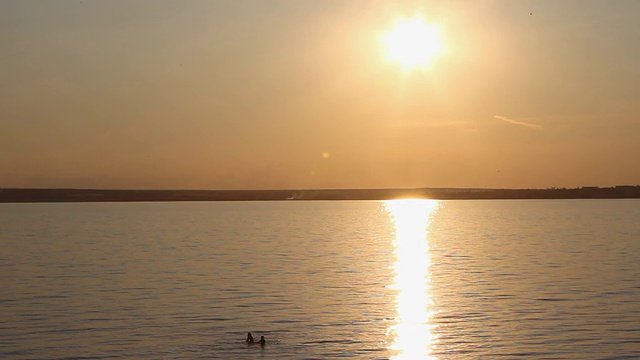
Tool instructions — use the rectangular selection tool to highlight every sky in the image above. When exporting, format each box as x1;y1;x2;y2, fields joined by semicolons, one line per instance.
2;0;639;190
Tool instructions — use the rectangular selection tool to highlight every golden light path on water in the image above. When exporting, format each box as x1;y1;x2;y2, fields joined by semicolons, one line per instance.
385;199;439;359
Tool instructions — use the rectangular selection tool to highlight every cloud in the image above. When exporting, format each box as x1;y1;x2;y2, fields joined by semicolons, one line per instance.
494;115;544;130
387;120;472;129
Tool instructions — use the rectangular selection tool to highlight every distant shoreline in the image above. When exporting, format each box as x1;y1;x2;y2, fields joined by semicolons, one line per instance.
1;186;640;203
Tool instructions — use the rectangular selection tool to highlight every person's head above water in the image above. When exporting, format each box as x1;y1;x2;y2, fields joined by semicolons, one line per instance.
246;332;254;343
259;335;266;346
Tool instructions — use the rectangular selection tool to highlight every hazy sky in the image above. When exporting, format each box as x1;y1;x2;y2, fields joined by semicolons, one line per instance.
2;0;639;189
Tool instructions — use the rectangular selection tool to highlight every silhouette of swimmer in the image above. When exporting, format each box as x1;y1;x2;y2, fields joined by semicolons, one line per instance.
246;332;254;344
258;335;266;347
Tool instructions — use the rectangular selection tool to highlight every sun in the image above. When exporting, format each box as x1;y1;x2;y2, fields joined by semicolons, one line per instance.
383;18;444;69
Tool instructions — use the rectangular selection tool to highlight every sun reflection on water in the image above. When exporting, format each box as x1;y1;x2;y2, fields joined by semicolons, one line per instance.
385;199;439;359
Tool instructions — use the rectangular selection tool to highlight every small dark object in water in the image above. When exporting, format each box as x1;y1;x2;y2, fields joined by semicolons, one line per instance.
259;335;266;347
246;332;254;343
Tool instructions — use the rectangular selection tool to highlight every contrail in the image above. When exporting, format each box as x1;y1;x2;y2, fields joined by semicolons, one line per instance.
494;115;543;130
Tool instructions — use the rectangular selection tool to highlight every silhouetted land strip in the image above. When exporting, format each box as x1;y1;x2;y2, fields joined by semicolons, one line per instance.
2;186;640;203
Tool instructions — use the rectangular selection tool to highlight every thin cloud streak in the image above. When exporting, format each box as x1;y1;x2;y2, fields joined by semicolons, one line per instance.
494;115;544;130
387;120;472;129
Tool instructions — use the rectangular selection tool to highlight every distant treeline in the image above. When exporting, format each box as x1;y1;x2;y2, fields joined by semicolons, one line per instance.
1;186;640;203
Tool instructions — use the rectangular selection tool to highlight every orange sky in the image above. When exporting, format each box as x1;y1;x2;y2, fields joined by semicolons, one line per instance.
2;0;639;189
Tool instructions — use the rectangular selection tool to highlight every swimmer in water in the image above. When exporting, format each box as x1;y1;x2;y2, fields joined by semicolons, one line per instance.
259;335;266;347
246;332;254;344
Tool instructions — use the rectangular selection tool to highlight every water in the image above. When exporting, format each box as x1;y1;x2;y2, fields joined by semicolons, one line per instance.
1;200;639;359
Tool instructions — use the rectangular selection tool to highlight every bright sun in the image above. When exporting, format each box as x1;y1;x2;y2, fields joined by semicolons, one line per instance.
383;18;444;69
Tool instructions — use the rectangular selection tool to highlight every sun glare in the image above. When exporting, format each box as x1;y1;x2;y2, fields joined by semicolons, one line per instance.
385;199;439;359
383;18;444;70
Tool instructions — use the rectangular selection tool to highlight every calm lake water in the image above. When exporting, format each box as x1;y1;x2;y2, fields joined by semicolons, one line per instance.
1;200;639;359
